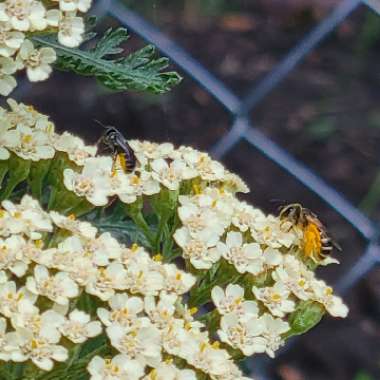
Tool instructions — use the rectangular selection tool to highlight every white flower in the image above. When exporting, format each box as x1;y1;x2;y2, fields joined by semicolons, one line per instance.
272;255;314;300
129;140;174;165
179;148;225;181
53;131;97;165
59;0;92;12
2;195;53;238
114;171;160;204
106;320;162;367
0;0;47;31
218;231;264;274
231;202;265;232
151;158;197;190
162;263;196;295
84;232;122;266
88;354;145;380
86;263;127;301
11;307;65;341
177;201;226;242
144;292;177;328
50;211;98;239
59;309;102;343
211;284;259;320
97;293;144;327
17;39;56;82
6;328;67;371
0;21;24;57
251;215;298;248
144;363;197;380
310;279;348;318
189;342;233;376
260;313;290;358
125;261;165;296
174;227;220;269
47;10;85;48
63;156;113;206
0;281;37;318
0;56;18;96
218;313;266;356
0;235;28;277
4;124;55;161
252;282;295;318
26;265;79;305
222;170;249;194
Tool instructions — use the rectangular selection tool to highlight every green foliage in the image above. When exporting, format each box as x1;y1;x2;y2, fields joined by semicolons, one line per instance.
354;371;374;380
32;28;182;94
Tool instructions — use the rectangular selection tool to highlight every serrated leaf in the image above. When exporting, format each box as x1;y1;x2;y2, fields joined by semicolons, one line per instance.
32;27;182;94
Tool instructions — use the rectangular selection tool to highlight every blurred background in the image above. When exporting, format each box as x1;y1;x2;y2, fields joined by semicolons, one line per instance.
12;0;380;379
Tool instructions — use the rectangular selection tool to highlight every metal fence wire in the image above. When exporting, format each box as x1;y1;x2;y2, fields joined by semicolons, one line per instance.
19;0;380;379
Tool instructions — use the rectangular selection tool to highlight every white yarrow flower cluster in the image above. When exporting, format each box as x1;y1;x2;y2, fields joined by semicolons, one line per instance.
0;100;349;378
0;195;248;379
0;0;92;95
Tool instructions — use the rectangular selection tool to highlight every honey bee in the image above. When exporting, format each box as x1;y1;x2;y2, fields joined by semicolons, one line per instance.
96;122;136;175
279;203;341;263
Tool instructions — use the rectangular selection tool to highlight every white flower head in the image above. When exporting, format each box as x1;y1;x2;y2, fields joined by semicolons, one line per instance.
17;39;56;82
6;328;67;371
106;320;162;367
2;195;53;238
88;354;145;380
114;171;160;204
252;282;295;318
218;231;264;275
60;309;102;343
63;156;113;206
50;211;98;239
162;263;196;295
59;12;85;47
144;291;177;328
260;313;290;358
0;21;25;57
97;293;144;327
0;56;18;96
86;263;127;301
59;0;92;13
4;124;55;161
310;279;348;318
174;227;220;270
218;313;266;356
54;131;97;165
26;265;79;305
151;157;197;190
0;0;47;32
211;284;259;320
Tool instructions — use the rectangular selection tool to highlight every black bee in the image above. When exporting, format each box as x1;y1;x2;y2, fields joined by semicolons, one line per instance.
96;122;136;175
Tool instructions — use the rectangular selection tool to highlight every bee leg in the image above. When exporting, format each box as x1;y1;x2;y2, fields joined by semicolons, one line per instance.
111;154;119;177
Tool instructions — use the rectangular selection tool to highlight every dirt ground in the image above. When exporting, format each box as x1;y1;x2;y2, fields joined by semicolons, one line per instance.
18;1;380;379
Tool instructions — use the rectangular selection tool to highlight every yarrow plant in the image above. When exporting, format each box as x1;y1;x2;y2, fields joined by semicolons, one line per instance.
0;99;348;379
0;2;348;379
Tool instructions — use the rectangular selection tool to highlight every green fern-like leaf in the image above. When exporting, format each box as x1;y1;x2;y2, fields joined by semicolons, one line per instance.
32;28;182;94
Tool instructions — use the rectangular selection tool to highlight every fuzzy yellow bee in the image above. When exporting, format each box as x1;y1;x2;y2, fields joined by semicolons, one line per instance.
279;203;341;263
